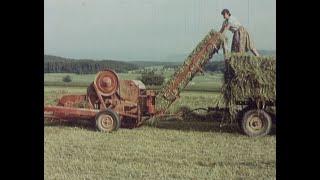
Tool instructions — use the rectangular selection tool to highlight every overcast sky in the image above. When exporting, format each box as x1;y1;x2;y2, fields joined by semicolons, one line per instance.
44;0;276;61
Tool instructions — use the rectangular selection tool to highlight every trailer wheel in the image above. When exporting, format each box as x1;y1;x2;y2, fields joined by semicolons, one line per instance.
241;109;272;137
95;109;120;132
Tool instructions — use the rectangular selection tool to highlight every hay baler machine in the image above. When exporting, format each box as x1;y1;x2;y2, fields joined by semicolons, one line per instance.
44;29;225;132
44;69;157;132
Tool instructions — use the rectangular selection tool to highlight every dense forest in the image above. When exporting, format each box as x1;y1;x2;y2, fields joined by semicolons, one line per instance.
44;55;139;74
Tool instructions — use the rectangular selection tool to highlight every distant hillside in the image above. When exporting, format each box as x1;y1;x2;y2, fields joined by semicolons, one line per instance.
44;55;139;74
129;50;276;72
259;50;276;56
45;50;275;73
154;50;275;62
129;61;181;68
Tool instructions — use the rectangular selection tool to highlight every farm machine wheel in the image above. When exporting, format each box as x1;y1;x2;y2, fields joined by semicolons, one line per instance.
94;70;119;96
95;109;121;132
240;109;272;137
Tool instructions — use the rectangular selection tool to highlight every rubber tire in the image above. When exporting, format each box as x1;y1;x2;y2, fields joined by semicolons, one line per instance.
241;109;272;137
95;109;121;132
236;106;253;129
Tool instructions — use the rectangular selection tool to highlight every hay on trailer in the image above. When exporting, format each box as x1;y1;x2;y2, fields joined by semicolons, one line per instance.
222;53;276;120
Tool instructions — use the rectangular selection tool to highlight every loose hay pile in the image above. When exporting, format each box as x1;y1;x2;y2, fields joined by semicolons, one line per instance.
222;53;276;120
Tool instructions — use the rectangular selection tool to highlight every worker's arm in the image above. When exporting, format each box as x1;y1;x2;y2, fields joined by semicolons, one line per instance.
219;23;225;33
219;21;230;34
220;24;230;34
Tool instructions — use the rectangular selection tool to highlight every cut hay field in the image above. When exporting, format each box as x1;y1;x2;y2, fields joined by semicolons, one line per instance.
44;72;223;91
44;73;276;179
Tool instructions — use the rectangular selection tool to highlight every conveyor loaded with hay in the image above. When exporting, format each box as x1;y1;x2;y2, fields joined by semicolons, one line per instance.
44;29;276;137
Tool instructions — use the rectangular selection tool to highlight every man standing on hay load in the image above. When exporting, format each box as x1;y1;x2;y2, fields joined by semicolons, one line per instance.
220;9;260;57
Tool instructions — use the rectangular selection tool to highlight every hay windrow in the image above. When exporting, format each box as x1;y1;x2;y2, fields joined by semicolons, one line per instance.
222;53;276;120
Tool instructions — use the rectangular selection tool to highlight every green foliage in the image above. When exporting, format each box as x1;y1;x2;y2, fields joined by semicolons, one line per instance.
44;55;139;74
204;61;225;72
140;71;165;86
62;75;72;83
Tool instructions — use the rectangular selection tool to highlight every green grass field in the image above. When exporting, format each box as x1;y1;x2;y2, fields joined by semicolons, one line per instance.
44;73;276;179
44;72;223;91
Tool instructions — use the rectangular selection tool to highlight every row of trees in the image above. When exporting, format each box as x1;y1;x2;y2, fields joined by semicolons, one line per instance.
45;55;226;74
44;55;139;74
